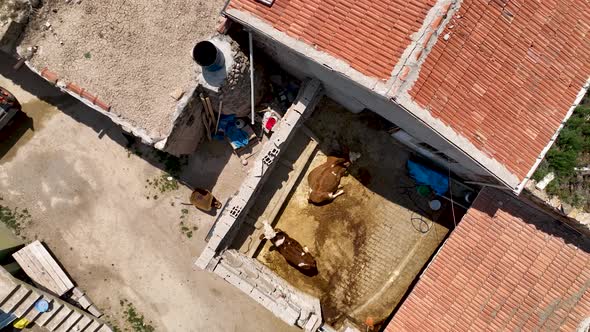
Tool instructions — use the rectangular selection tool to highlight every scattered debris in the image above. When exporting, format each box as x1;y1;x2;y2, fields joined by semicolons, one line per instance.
169;88;184;101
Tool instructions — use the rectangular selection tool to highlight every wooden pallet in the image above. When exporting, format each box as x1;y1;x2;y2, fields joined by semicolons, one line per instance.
12;241;74;297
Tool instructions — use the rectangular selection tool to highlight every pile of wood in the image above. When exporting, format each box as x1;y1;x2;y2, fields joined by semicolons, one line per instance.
199;93;222;141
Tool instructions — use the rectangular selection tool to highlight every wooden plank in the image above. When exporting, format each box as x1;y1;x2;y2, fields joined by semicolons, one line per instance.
27;241;74;295
30;241;74;292
16;247;63;295
35;302;64;326
23;297;51;323
76;294;92;309
97;324;114;332
69;315;92;332
82;320;102;332
12;288;41;317
87;304;102;318
0;286;31;313
45;305;73;331
15;246;58;292
54;310;82;332
0;269;19;303
13;250;61;296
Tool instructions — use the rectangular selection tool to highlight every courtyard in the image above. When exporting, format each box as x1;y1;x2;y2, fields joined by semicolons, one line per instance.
0;52;296;332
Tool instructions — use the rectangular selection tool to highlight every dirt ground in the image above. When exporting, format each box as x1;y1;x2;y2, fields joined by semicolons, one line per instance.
255;101;458;328
19;0;226;140
0;53;297;332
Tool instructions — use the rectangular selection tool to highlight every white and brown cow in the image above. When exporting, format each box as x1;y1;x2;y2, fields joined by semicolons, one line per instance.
259;222;317;274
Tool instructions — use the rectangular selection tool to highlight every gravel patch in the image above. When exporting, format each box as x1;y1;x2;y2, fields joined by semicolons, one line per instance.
19;0;225;139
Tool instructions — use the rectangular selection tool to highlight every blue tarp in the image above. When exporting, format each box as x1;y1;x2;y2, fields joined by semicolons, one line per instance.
214;114;249;148
407;160;449;195
0;310;16;329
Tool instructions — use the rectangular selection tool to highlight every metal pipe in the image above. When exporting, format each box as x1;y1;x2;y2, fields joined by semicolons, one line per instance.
193;41;224;71
249;31;255;125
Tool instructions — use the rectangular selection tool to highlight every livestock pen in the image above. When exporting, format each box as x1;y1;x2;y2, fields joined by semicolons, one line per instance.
230;100;466;329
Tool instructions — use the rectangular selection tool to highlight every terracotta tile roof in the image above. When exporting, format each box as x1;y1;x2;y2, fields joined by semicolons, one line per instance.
226;0;436;80
387;188;590;332
408;0;590;182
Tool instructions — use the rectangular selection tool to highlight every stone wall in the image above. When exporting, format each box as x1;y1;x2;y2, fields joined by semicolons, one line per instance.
215;250;322;331
158;86;205;155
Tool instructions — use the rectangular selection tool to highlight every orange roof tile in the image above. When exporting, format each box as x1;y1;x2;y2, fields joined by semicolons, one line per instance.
408;0;590;182
387;188;590;332
226;0;436;80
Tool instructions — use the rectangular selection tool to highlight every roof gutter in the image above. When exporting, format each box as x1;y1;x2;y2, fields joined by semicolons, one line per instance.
515;76;590;194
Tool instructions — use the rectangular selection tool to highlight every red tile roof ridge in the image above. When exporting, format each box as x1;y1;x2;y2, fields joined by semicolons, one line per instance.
387;0;458;97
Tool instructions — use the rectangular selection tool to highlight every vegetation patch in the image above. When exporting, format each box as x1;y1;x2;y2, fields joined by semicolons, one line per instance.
145;173;179;196
533;99;590;210
119;299;155;332
0;201;31;236
179;208;197;238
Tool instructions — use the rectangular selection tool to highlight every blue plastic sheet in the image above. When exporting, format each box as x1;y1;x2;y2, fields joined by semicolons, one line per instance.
407;160;449;195
214;114;249;148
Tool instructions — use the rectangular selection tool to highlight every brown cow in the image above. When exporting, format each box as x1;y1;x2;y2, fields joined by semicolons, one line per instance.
259;222;317;274
307;152;360;204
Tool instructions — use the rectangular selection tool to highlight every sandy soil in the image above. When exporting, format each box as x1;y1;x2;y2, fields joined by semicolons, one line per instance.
255;101;454;328
0;55;297;332
19;0;226;140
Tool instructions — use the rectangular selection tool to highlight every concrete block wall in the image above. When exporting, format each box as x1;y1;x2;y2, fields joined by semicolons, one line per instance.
196;78;322;270
214;250;322;331
195;79;324;331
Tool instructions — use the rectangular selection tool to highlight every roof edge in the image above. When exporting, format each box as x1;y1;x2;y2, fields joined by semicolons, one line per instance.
224;8;388;92
395;92;521;190
515;76;590;194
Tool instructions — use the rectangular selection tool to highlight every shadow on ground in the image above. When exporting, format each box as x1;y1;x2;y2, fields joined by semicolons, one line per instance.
0;51;232;192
